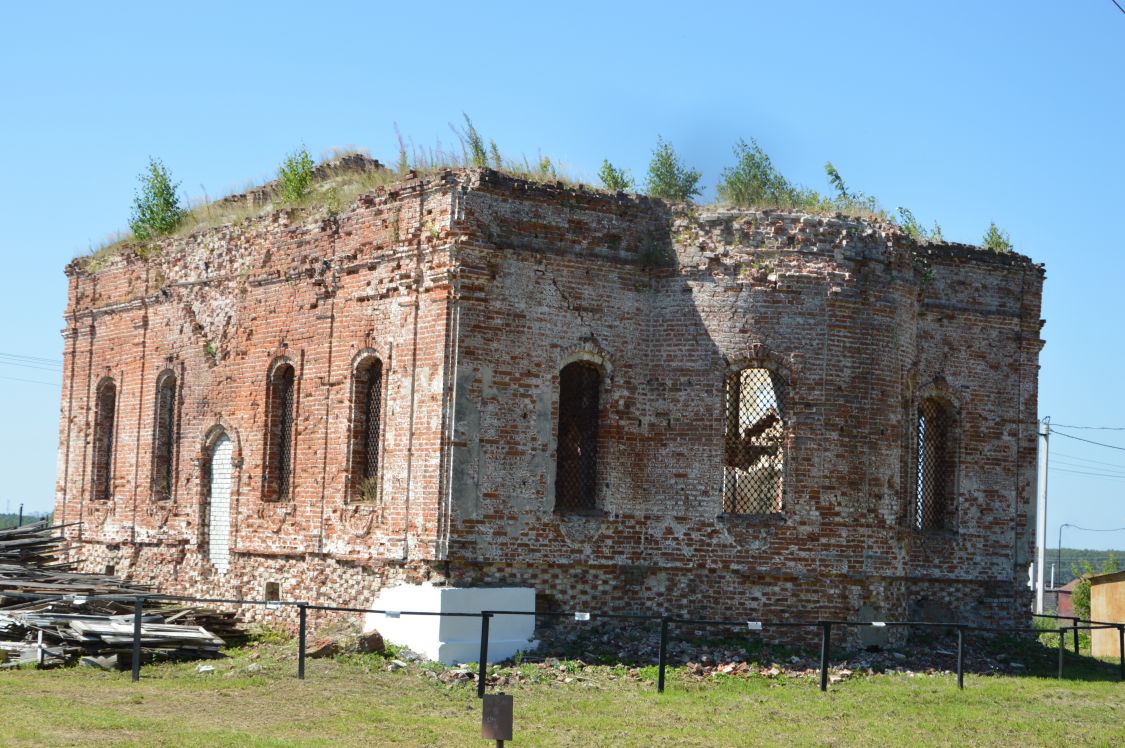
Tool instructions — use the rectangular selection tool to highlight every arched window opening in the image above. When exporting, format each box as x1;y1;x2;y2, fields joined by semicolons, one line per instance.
92;379;117;502
915;397;956;531
350;356;384;502
264;362;295;501
554;361;601;512
151;372;177;500
723;367;784;514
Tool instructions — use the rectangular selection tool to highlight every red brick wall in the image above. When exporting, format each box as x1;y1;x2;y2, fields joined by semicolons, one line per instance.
442;194;1043;629
57;174;460;606
56;170;1044;632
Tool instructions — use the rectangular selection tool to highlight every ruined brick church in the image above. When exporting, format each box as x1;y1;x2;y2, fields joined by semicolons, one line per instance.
54;161;1045;630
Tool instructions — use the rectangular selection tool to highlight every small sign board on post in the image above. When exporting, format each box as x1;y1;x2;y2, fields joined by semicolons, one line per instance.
482;693;513;744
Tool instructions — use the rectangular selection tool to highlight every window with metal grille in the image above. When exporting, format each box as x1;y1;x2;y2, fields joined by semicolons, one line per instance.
264;362;295;501
915;397;956;531
92;379;117;501
723;367;784;514
554;361;601;512
350;356;383;502
151;371;177;500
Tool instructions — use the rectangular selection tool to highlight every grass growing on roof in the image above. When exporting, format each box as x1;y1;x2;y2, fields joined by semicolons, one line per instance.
79;119;1016;276
77;121;584;272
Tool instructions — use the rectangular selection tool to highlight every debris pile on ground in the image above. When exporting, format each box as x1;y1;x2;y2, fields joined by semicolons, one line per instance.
1;604;226;667
0;521;244;669
525;617;1040;679
303;620;387;660
0;521;73;567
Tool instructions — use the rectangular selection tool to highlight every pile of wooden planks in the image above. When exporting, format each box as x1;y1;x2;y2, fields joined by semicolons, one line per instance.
0;520;73;567
0;521;245;668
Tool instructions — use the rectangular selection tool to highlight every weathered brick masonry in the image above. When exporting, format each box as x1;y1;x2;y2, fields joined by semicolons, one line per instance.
55;166;1045;636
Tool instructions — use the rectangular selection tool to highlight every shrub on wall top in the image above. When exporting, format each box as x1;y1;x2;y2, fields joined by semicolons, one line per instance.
645;137;702;202
129;157;184;240
277;146;316;204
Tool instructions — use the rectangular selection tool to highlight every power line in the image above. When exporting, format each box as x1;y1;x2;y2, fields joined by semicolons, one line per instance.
0;360;65;374
1053;451;1125;470
1050;428;1125;452
1052;455;1125;472
1050;423;1125;431
1054;456;1125;475
0;374;61;388
1051;467;1125;481
1114;0;1125;16
1061;524;1125;533
0;351;62;367
1052;461;1125;478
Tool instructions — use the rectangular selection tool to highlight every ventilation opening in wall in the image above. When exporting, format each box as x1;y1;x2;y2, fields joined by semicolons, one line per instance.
104;564;115;577
265;581;281;602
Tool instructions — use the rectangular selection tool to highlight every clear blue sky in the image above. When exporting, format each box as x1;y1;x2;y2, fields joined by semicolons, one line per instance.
1;1;1122;554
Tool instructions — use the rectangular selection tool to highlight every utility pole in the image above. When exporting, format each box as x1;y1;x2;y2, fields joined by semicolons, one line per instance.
1035;419;1050;613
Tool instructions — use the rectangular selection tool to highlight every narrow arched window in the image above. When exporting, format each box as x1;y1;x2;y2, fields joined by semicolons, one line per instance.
92;379;117;501
723;367;784;514
151;371;177;500
350;356;384;502
264;362;296;501
554;361;601;512
915;397;956;530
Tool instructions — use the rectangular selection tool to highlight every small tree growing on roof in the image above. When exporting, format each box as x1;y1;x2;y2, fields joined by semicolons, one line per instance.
277;145;316;204
645;137;702;202
129;158;184;240
598;160;634;192
982;222;1013;252
716;138;796;206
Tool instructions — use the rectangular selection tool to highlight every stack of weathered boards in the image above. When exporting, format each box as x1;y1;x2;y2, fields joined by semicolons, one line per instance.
0;521;243;669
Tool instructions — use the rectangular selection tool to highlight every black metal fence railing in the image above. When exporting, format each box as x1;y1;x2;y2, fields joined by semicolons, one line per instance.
3;590;1123;695
1033;612;1090;654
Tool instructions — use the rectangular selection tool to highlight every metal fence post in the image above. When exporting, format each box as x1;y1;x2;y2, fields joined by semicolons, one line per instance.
297;602;307;680
477;613;491;699
1072;618;1079;655
1057;627;1065;679
956;627;964;690
1118;625;1124;682
819;622;831;692
657;616;669;694
131;595;143;682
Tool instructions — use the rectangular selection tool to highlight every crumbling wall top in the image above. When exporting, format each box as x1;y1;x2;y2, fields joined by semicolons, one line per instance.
68;165;1043;289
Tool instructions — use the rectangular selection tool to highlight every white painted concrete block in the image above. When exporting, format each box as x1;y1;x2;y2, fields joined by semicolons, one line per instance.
362;585;537;665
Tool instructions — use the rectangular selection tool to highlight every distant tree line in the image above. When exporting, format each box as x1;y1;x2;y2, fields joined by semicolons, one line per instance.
1052;548;1121;587
0;511;51;530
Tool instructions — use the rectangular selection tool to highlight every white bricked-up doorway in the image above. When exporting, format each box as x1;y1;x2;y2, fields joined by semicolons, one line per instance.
206;434;233;573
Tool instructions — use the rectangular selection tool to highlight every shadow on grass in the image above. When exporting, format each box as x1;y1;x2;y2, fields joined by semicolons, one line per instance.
983;631;1122;682
525;618;1123;684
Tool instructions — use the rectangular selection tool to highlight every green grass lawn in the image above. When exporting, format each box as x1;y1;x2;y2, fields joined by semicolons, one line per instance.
1;642;1123;747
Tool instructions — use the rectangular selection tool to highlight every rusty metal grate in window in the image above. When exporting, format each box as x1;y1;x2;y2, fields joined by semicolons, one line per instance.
915;398;955;530
351;358;383;502
363;364;382;478
723;368;783;514
151;373;176;500
265;364;295;501
554;361;601;512
92;380;117;502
